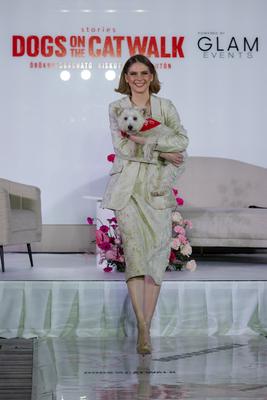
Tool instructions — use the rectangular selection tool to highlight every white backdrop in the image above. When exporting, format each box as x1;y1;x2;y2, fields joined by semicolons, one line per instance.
0;0;266;223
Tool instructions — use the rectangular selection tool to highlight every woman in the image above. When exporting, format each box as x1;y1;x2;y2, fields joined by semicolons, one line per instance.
101;54;189;354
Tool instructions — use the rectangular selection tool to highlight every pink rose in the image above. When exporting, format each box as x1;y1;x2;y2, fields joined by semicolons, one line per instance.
111;217;117;223
184;219;193;229
185;260;197;272
174;225;185;235
178;234;188;245
96;230;109;245
114;238;121;245
107;154;115;163
172;187;178;196
171;238;181;250
99;225;109;233
107;217;117;224
87;217;94;225
98;242;111;251
176;197;184;206
105;249;117;260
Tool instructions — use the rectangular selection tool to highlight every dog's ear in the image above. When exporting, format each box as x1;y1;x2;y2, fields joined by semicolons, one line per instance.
113;106;124;117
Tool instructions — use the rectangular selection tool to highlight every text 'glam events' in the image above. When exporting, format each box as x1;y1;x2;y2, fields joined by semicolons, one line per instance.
197;32;259;59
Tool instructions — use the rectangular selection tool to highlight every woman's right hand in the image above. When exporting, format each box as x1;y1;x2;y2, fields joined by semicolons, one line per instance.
159;152;184;167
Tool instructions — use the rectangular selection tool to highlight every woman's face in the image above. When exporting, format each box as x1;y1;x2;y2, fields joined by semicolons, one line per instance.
125;62;153;96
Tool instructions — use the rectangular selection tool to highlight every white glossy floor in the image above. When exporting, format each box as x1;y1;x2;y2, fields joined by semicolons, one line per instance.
1;252;267;281
1;253;267;398
33;335;267;400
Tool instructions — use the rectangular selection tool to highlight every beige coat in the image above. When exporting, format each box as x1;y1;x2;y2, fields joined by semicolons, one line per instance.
101;94;189;210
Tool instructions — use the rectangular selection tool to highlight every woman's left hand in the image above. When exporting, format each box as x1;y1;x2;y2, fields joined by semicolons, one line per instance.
159;152;184;167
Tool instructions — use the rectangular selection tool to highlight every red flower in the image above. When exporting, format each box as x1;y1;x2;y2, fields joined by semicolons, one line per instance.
176;197;184;206
98;242;111;251
107;154;116;163
107;217;117;224
87;217;94;225
172;188;178;196
100;225;109;233
104;266;113;272
96;230;109;245
169;250;176;263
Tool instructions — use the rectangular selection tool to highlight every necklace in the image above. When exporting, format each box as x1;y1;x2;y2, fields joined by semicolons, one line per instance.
130;96;151;117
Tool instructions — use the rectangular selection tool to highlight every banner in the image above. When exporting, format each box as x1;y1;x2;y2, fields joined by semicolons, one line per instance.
0;0;266;223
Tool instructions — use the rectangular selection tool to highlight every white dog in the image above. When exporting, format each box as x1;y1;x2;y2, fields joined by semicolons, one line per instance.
116;107;159;160
115;106;185;196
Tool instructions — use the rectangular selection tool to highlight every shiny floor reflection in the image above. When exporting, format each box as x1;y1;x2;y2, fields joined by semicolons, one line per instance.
32;335;267;399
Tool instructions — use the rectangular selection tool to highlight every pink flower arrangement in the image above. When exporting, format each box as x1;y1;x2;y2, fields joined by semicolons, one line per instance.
167;188;197;272
87;215;125;272
87;188;196;273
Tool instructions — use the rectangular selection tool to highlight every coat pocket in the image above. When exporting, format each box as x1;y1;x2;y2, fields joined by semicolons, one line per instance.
109;158;123;175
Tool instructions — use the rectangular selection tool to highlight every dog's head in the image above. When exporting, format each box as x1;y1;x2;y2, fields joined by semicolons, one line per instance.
116;107;146;134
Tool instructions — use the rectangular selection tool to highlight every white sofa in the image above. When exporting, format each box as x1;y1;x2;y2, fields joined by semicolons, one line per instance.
177;157;267;248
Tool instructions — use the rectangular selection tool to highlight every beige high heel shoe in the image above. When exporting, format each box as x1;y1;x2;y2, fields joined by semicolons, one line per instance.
136;322;152;355
137;341;151;355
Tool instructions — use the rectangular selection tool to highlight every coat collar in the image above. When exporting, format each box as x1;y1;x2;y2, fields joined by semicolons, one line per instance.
119;95;162;121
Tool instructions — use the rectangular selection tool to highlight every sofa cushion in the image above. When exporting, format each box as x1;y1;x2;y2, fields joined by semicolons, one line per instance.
180;207;267;240
10;209;37;232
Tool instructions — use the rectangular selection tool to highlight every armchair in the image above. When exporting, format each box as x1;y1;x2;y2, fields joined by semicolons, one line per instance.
0;178;42;272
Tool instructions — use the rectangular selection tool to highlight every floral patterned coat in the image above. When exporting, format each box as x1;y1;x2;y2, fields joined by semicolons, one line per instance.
101;94;189;211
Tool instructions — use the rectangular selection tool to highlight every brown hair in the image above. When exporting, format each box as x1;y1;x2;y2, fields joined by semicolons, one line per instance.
115;54;161;94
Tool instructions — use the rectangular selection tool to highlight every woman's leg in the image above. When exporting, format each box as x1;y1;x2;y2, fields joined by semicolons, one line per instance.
143;275;161;336
127;276;150;352
127;276;145;326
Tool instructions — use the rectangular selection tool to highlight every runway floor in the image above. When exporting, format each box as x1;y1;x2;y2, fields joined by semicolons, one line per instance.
32;334;267;400
1;252;267;399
